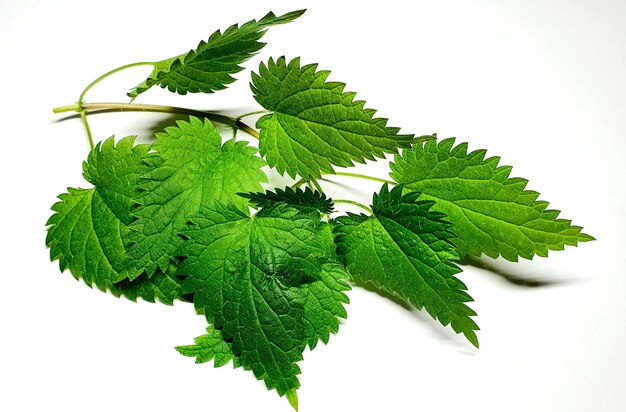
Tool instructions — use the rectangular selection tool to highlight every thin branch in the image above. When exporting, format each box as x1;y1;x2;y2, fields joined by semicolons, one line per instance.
334;199;373;214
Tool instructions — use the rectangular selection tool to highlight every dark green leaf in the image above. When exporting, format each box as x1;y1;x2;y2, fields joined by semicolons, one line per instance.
239;186;334;214
334;184;479;347
177;201;348;396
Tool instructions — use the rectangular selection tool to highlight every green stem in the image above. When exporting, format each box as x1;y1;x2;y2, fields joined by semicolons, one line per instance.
334;199;373;214
53;102;260;138
78;61;156;104
328;172;395;185
73;61;155;150
79;110;95;149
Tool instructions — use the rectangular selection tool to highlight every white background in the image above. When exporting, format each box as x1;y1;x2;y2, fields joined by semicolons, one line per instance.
1;1;625;411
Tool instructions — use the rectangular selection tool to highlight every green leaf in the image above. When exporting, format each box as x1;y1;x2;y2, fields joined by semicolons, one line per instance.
177;201;348;396
128;10;305;98
390;138;594;261
334;184;479;347
129;117;267;277
46;137;183;303
239;186;334;214
176;325;240;368
251;57;414;178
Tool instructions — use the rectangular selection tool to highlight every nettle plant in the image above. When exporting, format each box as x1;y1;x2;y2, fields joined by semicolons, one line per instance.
48;9;592;410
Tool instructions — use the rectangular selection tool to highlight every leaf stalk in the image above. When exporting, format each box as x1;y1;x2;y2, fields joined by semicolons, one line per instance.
334;199;373;214
78;61;156;104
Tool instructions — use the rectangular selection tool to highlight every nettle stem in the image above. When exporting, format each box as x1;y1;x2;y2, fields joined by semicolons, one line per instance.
74;61;158;149
53;102;260;140
329;172;394;185
78;61;157;104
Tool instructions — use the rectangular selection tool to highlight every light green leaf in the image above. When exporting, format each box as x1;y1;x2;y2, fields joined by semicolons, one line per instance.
251;57;414;178
129;117;267;277
390;138;594;261
334;184;479;347
46;137;183;303
128;10;305;98
177;201;348;396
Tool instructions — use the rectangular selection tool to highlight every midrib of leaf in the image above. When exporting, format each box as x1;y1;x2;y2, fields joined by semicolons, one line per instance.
276;95;397;155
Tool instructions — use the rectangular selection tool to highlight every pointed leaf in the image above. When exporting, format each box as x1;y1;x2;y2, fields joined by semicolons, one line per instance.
128;10;305;98
251;57;414;178
390;138;594;261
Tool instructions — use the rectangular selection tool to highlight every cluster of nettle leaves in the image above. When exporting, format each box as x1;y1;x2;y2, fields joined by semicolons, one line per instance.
46;10;592;409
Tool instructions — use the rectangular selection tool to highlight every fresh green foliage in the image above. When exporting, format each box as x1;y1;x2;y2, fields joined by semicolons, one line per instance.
335;184;479;347
128;10;305;98
129;117;267;277
390;138;594;261
47;8;593;410
252;57;414;178
177;201;349;398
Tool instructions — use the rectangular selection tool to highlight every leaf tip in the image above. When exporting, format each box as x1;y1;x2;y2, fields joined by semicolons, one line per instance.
578;232;596;242
292;9;307;18
286;389;299;411
466;331;480;349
